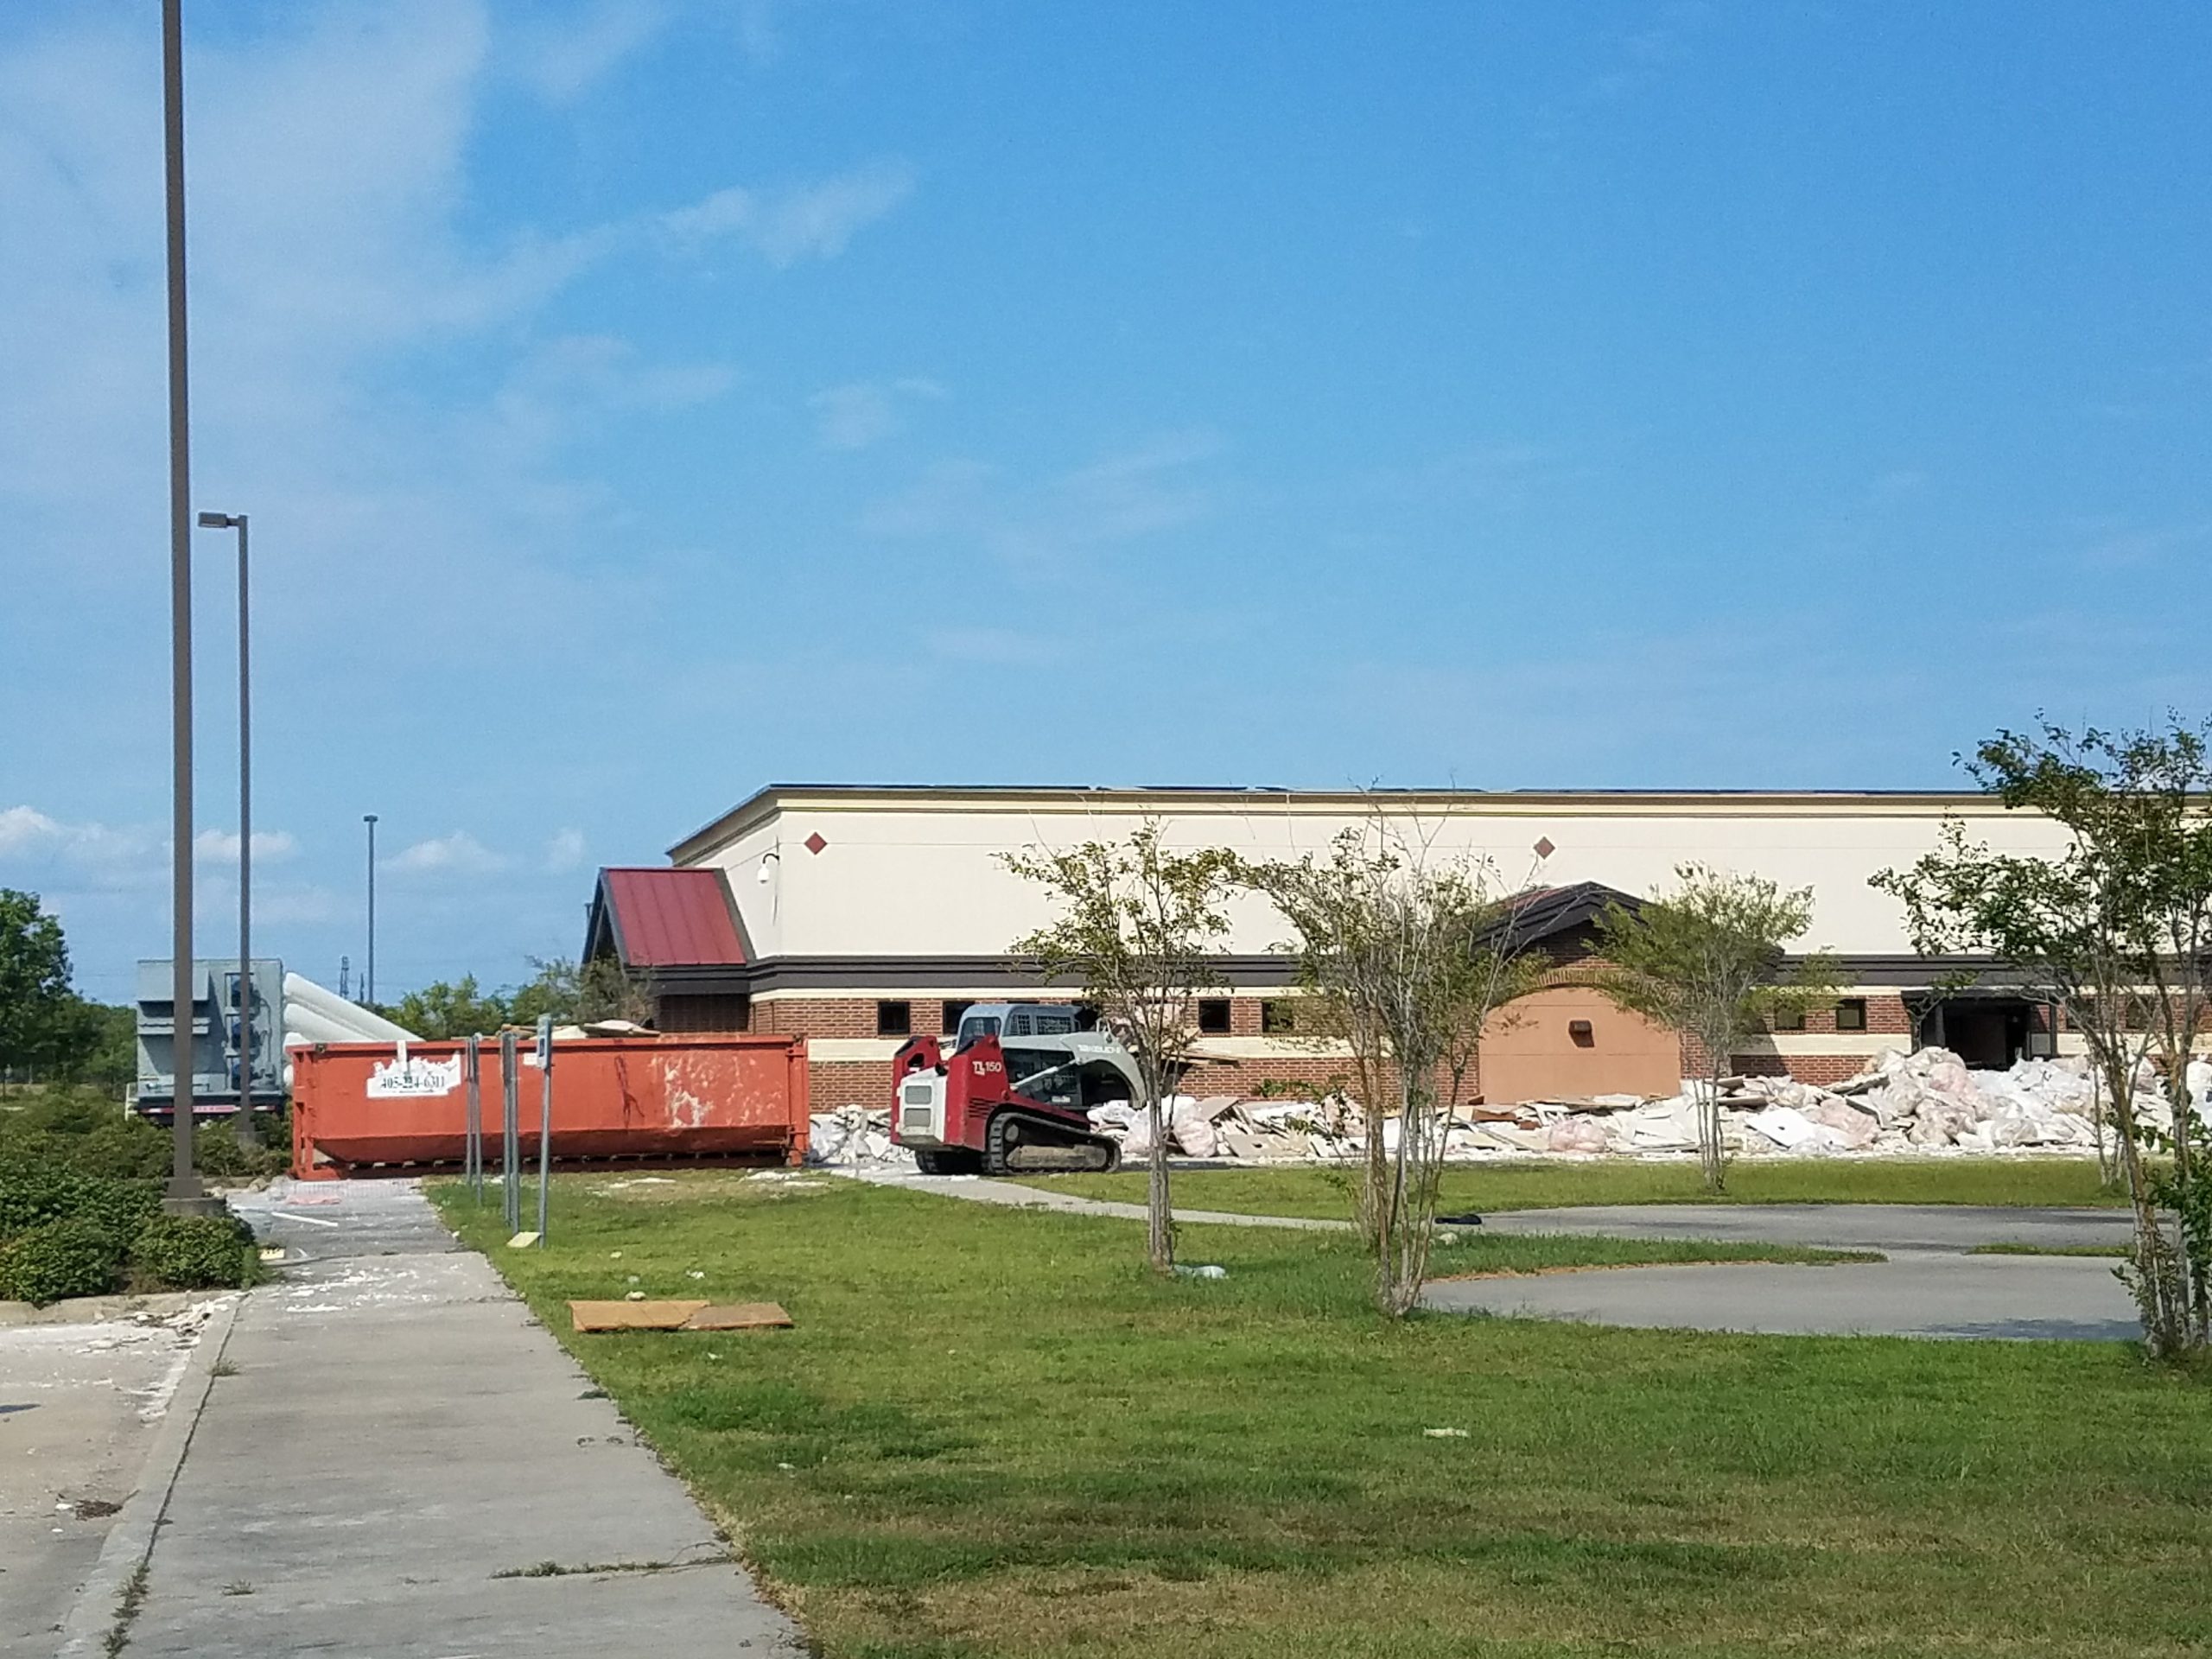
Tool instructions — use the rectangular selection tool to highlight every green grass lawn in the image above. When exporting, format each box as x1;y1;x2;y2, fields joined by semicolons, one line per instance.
434;1172;2206;1658
1017;1156;2125;1221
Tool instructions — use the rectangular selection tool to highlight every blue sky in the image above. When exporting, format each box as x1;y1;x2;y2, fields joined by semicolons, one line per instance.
3;0;2208;1001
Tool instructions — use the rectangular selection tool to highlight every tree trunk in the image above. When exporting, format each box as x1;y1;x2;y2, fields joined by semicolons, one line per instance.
2101;1052;2189;1354
1145;1091;1173;1273
1700;1063;1727;1195
1359;1053;1390;1255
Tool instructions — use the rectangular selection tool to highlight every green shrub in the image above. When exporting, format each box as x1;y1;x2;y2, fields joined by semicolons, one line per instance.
0;1090;170;1180
0;1095;290;1184
0;1217;125;1306
67;1121;174;1180
130;1213;256;1291
0;1166;162;1246
191;1116;291;1179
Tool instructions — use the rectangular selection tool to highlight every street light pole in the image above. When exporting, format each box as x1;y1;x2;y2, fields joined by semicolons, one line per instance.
199;511;254;1147
161;0;211;1213
364;814;378;1006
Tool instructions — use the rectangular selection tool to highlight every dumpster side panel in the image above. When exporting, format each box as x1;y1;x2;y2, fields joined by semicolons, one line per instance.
288;1036;810;1178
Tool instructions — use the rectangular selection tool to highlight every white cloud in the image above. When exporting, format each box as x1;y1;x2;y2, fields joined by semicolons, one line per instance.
810;384;897;451
0;806;64;858
662;159;917;267
193;830;302;867
0;806;163;879
512;0;671;103
922;626;1057;668
543;829;588;873
733;0;782;65
387;831;505;875
808;377;944;450
3;810;302;884
861;430;1224;573
2080;521;2211;570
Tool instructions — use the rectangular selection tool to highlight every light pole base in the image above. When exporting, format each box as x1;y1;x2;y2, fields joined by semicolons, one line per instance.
162;1179;227;1218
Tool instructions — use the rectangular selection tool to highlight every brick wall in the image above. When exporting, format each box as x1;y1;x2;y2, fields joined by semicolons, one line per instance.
1680;993;1913;1085
813;1059;896;1110
755;991;1914;1112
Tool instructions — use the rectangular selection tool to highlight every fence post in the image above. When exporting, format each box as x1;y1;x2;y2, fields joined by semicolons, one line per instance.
464;1034;483;1202
534;1014;554;1246
500;1029;520;1233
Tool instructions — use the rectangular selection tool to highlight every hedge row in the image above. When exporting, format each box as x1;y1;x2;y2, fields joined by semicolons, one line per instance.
0;1165;257;1306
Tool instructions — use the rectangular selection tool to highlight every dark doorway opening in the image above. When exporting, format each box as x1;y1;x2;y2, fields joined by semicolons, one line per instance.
1916;995;2046;1070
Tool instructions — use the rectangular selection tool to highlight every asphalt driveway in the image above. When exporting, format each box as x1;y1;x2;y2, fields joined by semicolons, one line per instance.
1426;1204;2139;1340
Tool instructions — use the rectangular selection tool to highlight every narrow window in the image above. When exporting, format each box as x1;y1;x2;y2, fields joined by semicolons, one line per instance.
1261;1000;1295;1034
941;1000;971;1036
1198;998;1231;1034
1834;998;1867;1033
875;1000;912;1038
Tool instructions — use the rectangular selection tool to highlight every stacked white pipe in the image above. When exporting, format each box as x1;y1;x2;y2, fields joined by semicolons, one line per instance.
278;972;421;1090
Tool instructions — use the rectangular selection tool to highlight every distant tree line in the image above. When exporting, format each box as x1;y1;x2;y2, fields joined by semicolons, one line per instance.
391;957;652;1039
0;889;135;1094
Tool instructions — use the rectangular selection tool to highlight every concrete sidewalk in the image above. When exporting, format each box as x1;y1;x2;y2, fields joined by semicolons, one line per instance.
0;1297;228;1657
60;1179;798;1658
859;1166;1346;1230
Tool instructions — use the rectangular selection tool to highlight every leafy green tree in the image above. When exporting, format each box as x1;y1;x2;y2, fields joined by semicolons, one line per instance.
395;976;513;1039
510;957;653;1028
0;889;74;1079
1004;823;1240;1272
1244;820;1543;1313
1592;866;1837;1193
45;998;137;1093
1874;716;2212;1357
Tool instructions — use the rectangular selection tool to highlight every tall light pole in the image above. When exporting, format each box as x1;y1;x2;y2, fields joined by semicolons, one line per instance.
198;511;254;1147
364;814;378;1006
162;0;213;1214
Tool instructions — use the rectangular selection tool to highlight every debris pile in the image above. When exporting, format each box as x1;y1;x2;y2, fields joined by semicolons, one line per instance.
818;1046;2196;1170
1076;1047;2193;1163
806;1105;903;1167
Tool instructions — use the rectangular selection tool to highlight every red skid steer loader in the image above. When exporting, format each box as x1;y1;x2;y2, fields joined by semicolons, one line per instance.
891;1002;1132;1174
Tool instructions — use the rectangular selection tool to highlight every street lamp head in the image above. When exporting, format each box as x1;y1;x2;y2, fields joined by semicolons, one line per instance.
196;511;239;529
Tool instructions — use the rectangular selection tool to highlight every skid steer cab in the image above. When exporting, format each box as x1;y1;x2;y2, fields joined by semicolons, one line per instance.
891;1008;1135;1175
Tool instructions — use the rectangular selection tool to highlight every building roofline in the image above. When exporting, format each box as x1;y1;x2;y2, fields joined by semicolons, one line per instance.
667;782;2015;865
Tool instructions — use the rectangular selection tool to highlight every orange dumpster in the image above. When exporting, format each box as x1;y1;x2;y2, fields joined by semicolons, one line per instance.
289;1034;809;1180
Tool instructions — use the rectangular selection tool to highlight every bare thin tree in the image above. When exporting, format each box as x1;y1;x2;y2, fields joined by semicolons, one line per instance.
1591;867;1836;1193
1004;823;1239;1272
1246;816;1541;1314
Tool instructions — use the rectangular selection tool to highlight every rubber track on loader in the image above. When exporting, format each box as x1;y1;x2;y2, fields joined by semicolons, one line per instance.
983;1109;1120;1175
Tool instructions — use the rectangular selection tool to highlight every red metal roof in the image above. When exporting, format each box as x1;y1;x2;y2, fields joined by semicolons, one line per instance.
600;868;747;967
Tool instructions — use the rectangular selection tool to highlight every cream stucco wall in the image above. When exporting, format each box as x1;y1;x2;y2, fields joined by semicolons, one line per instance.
675;790;2073;962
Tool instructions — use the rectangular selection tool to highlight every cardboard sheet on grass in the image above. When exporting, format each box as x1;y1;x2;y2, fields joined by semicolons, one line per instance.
571;1299;792;1333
